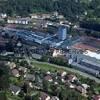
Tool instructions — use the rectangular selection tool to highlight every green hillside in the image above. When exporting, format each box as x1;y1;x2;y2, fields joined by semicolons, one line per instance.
0;0;100;22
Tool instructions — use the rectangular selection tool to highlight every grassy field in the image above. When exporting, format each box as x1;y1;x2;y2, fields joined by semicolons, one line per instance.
31;60;81;78
31;61;69;73
31;60;100;82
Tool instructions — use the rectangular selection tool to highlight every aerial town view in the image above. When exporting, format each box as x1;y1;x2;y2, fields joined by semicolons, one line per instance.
0;0;100;100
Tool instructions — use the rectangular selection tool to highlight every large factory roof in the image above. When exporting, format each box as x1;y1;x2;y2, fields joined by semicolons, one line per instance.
83;50;100;60
81;59;100;68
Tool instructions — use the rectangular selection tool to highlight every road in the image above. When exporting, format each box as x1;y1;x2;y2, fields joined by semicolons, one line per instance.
31;60;100;83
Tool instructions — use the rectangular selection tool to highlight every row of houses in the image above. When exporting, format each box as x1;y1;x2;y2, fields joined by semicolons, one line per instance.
6;11;64;25
7;17;31;25
30;12;64;19
7;61;60;100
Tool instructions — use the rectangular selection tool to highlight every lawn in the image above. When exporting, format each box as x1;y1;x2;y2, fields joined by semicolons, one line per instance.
31;61;66;72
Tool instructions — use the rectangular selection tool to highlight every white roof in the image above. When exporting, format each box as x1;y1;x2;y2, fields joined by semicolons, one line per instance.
83;50;100;60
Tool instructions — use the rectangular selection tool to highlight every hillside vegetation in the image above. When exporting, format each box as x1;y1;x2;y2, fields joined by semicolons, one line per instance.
0;0;100;22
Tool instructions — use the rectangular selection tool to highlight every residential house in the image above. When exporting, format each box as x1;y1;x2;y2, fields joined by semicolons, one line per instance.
0;13;7;18
9;84;21;95
11;69;20;77
61;71;67;77
18;66;27;73
7;17;31;24
1;52;14;56
76;86;87;95
65;81;76;89
82;84;90;90
46;71;51;75
51;96;59;100
7;62;16;69
30;14;39;19
25;81;33;88
44;75;53;82
30;13;51;19
52;49;64;57
67;74;78;82
41;14;51;19
39;92;50;100
25;74;35;81
57;15;64;19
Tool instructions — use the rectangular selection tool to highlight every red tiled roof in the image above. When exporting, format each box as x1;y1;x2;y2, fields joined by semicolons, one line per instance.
44;75;52;81
12;69;19;76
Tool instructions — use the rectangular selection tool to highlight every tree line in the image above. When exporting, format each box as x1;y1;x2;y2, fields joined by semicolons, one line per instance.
0;0;100;22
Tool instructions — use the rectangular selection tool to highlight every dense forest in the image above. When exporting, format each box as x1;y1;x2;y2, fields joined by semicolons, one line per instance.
0;0;100;22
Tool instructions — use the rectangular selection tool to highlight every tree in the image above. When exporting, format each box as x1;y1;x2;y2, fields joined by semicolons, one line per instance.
0;0;98;22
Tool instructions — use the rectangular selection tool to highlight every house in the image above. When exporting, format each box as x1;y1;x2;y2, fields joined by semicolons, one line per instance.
39;92;50;100
11;69;20;77
9;84;21;95
61;78;66;83
54;82;58;85
28;82;33;88
1;52;14;56
69;84;76;89
30;13;51;19
32;53;42;60
53;11;59;17
51;96;59;100
18;66;27;73
57;15;64;19
41;14;51;19
44;75;53;82
67;74;78;82
0;13;7;18
93;95;100;100
46;71;51;75
61;71;67;77
7;17;31;24
25;74;35;81
7;62;16;69
52;49;64;57
65;81;76;89
30;14;39;19
82;84;90;90
76;86;87;95
25;81;33;88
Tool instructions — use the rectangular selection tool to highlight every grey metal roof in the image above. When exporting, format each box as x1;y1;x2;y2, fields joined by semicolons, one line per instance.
82;59;100;68
25;74;35;81
9;84;21;94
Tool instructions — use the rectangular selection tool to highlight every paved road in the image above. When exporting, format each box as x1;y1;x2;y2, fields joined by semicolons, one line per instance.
31;60;100;83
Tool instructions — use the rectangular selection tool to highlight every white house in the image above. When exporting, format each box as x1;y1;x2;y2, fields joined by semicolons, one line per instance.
30;13;51;19
7;17;31;24
0;13;7;18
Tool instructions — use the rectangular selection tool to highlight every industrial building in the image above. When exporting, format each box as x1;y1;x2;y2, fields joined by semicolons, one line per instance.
69;48;100;77
4;27;67;47
3;26;100;78
58;26;67;41
69;36;100;76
